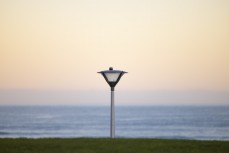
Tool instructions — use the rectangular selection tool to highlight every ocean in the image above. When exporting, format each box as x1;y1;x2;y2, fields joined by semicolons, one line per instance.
0;106;229;140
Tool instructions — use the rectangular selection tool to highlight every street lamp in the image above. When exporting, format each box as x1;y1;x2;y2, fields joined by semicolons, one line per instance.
98;67;127;138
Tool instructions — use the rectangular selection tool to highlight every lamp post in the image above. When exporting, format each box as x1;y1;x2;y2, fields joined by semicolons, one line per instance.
98;67;127;138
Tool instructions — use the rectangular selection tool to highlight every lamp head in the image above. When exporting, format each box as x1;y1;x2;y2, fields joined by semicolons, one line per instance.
98;67;127;89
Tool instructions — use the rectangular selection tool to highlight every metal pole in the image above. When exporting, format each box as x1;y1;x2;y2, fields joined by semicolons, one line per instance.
111;87;115;138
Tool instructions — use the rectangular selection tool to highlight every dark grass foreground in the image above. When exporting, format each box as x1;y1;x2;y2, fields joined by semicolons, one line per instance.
0;138;229;153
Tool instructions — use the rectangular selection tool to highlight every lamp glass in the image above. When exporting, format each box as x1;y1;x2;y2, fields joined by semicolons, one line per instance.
104;72;121;82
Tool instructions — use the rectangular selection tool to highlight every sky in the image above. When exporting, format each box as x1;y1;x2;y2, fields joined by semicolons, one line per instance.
0;0;229;105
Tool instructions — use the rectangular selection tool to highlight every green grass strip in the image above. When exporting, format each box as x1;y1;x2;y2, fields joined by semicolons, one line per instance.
0;138;229;153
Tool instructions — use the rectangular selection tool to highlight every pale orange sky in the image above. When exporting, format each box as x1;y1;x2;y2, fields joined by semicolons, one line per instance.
0;0;229;105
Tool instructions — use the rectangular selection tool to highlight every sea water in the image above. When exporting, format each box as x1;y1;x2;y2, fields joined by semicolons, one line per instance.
0;106;229;140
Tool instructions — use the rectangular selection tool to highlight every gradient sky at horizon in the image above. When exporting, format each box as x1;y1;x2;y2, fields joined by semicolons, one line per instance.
1;0;229;105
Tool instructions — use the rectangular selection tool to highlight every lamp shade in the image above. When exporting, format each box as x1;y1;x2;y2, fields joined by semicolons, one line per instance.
98;67;127;88
104;72;121;82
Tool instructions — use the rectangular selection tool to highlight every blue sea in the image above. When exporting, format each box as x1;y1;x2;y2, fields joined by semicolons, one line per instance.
0;106;229;140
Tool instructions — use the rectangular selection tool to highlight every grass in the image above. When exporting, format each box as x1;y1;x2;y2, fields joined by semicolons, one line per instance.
0;138;229;153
